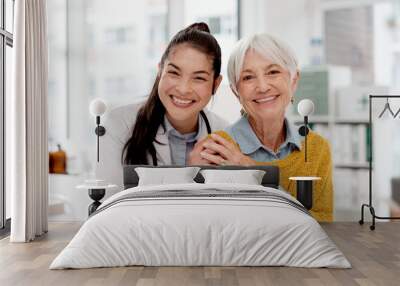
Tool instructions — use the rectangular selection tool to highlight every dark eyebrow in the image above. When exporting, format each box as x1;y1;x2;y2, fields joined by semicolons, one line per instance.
167;63;180;70
193;70;210;76
242;64;281;74
167;63;210;76
265;64;281;70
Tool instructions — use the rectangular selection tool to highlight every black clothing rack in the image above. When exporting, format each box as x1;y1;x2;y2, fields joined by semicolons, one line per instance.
359;95;400;230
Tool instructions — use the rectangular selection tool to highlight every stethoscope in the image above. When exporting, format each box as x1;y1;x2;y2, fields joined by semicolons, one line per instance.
151;110;211;166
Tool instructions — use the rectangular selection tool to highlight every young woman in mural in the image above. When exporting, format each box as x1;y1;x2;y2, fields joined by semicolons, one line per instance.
97;22;227;189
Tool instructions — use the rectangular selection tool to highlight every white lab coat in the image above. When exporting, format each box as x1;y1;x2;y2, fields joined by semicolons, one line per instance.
96;101;228;193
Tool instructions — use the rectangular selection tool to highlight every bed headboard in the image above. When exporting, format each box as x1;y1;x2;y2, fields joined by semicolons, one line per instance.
123;165;280;190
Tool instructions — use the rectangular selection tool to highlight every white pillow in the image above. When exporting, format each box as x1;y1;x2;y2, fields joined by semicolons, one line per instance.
135;167;200;186
200;169;266;185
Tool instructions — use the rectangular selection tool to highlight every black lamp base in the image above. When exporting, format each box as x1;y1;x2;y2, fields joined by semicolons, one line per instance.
95;125;106;136
88;188;105;216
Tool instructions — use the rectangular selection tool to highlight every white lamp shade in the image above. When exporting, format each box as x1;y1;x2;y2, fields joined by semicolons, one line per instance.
297;99;315;117
89;98;107;116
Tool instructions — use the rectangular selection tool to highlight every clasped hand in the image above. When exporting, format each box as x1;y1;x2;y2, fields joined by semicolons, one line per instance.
188;133;255;166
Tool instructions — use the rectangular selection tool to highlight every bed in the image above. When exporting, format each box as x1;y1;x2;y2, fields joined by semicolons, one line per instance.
50;165;350;269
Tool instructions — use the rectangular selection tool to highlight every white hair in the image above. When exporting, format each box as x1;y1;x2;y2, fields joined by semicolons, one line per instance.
227;34;299;94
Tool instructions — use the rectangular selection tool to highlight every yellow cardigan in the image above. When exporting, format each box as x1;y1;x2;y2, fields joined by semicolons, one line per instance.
215;130;333;222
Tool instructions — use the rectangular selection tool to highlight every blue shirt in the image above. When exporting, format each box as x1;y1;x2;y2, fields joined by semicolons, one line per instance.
224;116;303;162
165;116;205;165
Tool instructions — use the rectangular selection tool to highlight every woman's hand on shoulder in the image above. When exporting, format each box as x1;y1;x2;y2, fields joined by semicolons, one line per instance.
200;133;256;166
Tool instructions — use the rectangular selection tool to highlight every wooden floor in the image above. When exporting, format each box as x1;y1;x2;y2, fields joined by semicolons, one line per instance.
1;222;400;286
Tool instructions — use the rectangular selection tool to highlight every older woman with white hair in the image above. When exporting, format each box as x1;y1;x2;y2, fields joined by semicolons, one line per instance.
193;34;333;222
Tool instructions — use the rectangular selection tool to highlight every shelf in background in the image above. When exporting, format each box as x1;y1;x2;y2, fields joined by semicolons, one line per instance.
290;115;329;125
335;163;370;170
334;119;369;125
290;116;369;125
49;172;80;176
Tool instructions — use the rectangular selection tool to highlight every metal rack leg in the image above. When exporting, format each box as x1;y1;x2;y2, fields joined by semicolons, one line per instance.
359;202;400;230
369;207;376;231
359;203;376;230
359;203;368;225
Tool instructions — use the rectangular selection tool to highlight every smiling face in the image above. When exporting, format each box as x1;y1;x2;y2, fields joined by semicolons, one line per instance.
158;44;222;132
236;49;299;122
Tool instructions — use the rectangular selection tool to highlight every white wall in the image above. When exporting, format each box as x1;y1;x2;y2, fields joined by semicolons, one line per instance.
67;0;94;171
48;174;91;221
208;85;241;124
373;2;393;86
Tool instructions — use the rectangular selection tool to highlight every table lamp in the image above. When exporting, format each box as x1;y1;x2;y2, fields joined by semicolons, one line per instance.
297;99;314;162
77;98;116;216
289;99;320;210
89;98;107;162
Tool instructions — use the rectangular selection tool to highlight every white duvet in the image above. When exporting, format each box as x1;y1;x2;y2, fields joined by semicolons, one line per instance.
50;183;351;269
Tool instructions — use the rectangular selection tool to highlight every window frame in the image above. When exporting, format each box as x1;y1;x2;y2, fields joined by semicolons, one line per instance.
0;0;13;234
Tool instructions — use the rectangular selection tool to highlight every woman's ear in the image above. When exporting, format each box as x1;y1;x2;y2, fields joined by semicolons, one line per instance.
212;75;223;95
291;70;300;93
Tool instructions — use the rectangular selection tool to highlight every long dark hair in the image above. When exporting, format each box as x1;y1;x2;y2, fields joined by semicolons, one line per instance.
122;22;222;165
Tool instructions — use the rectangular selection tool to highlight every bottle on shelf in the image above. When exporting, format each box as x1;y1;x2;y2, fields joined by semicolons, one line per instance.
49;144;67;174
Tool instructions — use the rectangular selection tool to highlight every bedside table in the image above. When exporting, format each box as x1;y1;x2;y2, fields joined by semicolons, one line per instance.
76;180;118;216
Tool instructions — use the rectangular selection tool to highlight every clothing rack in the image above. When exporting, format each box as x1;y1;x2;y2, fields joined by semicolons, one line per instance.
359;95;400;230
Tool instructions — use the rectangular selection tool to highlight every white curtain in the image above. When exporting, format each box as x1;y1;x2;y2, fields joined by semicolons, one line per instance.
10;0;48;242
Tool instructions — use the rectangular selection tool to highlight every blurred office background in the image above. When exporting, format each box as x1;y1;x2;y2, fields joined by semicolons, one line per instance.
43;0;400;221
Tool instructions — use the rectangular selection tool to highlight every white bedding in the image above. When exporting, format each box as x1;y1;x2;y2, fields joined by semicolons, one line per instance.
50;183;351;269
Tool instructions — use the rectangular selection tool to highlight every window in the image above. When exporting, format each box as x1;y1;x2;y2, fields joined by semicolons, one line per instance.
1;0;14;234
184;0;238;82
85;0;168;108
183;0;240;123
47;0;169;178
47;0;67;142
104;26;136;45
